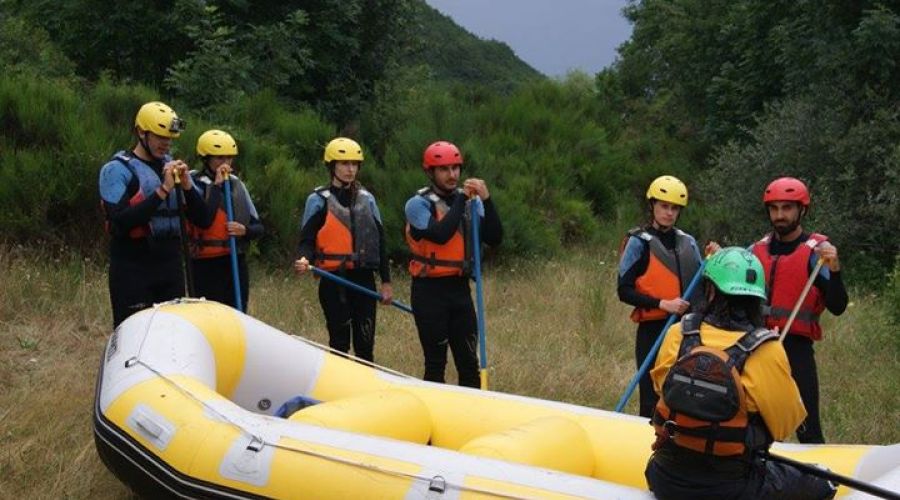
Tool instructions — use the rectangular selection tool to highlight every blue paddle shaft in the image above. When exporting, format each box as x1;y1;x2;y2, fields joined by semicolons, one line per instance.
223;178;244;312
472;198;487;370
310;266;413;314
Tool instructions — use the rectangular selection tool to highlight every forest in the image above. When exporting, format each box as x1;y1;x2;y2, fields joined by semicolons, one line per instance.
0;0;897;298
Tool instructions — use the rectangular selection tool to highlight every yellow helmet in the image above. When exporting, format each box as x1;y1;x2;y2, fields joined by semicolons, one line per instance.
646;175;688;206
134;101;185;138
323;137;364;163
196;129;238;157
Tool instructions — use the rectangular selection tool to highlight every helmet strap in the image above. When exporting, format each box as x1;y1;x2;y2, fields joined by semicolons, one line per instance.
134;130;164;162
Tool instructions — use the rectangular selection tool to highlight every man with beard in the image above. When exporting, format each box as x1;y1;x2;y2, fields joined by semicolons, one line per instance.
404;141;502;388
750;177;848;443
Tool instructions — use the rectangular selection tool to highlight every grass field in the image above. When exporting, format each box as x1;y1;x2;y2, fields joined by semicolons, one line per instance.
1;243;897;498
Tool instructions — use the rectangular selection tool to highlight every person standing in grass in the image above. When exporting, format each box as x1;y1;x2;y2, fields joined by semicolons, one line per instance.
404;141;502;388
750;177;847;444
99;101;209;328
617;175;706;418
293;137;392;362
188;129;263;310
645;247;836;500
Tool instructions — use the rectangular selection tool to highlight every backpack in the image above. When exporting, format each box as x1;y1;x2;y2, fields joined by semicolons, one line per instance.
651;313;778;456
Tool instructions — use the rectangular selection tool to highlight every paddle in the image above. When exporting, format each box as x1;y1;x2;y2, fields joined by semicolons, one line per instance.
309;265;413;314
471;197;488;390
222;172;244;311
173;169;195;297
778;257;825;342
763;451;899;500
614;259;707;413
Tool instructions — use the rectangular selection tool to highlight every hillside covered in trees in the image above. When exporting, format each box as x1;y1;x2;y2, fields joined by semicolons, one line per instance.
0;0;897;297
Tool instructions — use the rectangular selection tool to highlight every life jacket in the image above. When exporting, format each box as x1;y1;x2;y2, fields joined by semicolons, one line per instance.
405;187;471;278
100;152;180;239
652;314;777;457
188;172;252;259
751;233;827;340
313;186;381;271
624;227;700;322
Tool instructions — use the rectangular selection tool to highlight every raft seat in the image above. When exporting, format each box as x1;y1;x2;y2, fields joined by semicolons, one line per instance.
458;415;597;477
288;389;432;444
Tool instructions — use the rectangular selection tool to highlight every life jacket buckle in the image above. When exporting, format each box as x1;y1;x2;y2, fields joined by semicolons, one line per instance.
663;420;677;437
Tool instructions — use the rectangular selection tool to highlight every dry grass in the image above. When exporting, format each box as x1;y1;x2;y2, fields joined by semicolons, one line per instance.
0;244;896;498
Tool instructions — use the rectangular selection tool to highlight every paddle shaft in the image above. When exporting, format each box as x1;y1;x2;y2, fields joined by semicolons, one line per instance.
309;266;413;314
222;175;244;311
764;452;900;500
173;171;195;297
614;260;707;413
778;258;825;342
471;198;488;390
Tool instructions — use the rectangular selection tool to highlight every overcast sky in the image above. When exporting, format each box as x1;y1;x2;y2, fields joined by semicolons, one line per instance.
423;0;633;78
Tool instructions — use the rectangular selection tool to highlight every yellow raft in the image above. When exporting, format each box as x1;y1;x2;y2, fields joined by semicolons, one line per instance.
93;300;899;498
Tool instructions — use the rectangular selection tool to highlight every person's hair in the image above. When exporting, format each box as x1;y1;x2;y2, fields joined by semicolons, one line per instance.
702;279;764;328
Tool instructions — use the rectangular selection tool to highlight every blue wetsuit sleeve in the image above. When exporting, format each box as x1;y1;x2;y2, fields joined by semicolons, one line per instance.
297;193;326;261
243;189;264;240
405;194;466;244
368;194;383;224
617;236;659;309
99;160;165;233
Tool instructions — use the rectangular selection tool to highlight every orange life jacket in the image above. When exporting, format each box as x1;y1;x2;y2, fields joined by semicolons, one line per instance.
652;314;776;457
313;187;381;271
751;233;827;340
406;187;471;278
625;228;701;322
188;173;252;259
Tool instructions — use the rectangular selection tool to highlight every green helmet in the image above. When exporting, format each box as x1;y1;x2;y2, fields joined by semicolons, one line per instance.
703;247;767;299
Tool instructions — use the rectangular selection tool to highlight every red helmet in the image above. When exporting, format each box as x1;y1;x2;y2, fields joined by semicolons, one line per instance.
763;177;810;206
422;141;463;170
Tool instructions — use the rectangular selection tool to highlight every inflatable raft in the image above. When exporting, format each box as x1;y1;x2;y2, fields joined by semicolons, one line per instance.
94;300;899;498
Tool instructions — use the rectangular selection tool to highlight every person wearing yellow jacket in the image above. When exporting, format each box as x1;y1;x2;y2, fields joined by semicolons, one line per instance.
189;130;263;310
294;138;392;362
645;247;835;500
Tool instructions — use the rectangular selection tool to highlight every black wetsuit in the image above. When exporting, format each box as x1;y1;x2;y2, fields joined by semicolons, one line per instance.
406;191;502;388
297;185;390;362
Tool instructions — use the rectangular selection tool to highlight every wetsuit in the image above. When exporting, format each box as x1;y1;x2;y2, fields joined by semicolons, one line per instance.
297;185;390;362
405;189;502;388
99;152;210;328
618;225;702;417
752;232;848;443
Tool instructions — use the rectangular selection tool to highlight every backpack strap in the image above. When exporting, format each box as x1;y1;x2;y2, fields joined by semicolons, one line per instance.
677;313;704;358
724;327;779;372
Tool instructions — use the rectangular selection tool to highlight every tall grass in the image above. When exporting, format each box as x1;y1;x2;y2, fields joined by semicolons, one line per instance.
0;243;896;498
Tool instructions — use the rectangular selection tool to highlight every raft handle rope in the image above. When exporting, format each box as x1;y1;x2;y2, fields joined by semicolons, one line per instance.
126;357;535;500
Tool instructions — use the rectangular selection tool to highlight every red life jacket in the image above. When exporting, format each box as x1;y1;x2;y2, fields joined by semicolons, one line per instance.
652;314;776;457
189;173;252;259
751;233;827;340
406;187;471;278
313;187;381;272
625;228;701;322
